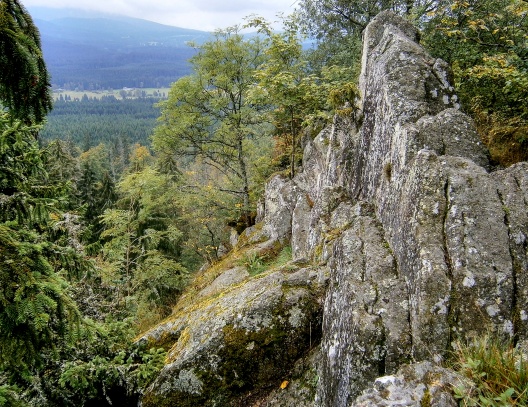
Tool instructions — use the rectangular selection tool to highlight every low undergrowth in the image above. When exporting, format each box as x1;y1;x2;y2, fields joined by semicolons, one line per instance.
239;245;293;276
451;335;528;406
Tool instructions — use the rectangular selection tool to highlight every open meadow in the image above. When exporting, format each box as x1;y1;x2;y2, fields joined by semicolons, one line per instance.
52;87;171;101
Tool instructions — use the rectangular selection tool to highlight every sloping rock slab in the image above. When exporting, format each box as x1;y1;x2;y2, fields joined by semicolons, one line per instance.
139;265;327;407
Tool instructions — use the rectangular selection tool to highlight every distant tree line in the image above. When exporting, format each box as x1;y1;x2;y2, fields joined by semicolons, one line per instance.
44;45;196;89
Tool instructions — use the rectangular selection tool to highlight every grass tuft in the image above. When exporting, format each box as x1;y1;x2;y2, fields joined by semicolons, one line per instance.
239;245;293;277
451;335;528;406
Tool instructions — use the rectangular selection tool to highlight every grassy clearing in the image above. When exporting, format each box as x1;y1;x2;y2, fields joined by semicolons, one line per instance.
52;88;171;101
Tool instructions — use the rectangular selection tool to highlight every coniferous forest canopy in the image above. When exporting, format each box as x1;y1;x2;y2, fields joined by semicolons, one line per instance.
41;96;163;149
0;0;526;405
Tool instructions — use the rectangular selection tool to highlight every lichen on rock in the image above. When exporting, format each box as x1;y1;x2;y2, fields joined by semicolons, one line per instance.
352;361;460;407
139;237;327;406
140;10;528;407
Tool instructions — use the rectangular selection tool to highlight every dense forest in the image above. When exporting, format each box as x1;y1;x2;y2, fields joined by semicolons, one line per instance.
0;0;526;405
41;96;162;149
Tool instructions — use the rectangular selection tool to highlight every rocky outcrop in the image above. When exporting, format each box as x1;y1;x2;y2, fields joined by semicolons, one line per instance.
140;10;528;407
139;240;327;406
352;361;460;407
274;11;526;406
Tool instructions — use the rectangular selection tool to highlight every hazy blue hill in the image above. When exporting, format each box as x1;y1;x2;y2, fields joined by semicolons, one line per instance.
29;7;212;89
35;16;210;48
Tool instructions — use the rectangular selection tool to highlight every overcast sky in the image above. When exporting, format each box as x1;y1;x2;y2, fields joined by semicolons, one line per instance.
23;0;299;31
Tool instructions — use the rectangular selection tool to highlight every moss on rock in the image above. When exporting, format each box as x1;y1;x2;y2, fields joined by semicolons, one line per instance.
140;259;325;407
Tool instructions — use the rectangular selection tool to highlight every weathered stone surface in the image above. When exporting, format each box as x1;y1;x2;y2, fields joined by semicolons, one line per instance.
260;174;301;244
140;261;326;407
292;193;313;262
353;10;488;205
140;10;528;407
315;202;410;406
375;152;515;364
258;347;320;407
196;266;249;299
352;361;460;407
441;157;514;338
309;11;521;405
413;109;489;168
292;114;361;266
492;162;528;339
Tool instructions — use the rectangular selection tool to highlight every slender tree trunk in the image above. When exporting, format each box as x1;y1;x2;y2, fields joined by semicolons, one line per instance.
237;135;251;227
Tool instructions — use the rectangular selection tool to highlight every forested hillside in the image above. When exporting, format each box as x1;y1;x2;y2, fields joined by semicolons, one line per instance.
29;7;211;89
0;0;526;406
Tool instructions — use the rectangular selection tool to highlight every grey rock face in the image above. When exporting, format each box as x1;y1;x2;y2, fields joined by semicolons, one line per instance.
259;347;321;407
140;264;326;407
353;12;488;204
140;10;528;407
352;361;460;407
492;162;528;339
196;266;249;299
316;203;410;406
261;174;301;243
298;10;526;407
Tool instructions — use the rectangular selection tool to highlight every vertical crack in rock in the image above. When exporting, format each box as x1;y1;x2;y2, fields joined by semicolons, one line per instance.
442;178;455;349
406;287;414;361
377;321;387;377
359;235;367;283
497;187;519;344
316;210;409;406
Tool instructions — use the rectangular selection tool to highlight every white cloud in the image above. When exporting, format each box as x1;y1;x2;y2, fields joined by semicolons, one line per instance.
23;0;298;31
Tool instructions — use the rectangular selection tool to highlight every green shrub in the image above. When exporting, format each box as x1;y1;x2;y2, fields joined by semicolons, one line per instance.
0;382;25;407
271;245;293;268
240;252;267;276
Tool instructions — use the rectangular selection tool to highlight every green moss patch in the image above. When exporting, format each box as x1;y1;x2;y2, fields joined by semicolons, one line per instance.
143;287;323;407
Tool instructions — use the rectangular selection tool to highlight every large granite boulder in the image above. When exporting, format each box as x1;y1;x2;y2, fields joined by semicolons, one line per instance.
139;229;327;406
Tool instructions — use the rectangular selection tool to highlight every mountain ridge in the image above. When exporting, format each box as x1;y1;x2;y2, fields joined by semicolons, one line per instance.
29;7;212;89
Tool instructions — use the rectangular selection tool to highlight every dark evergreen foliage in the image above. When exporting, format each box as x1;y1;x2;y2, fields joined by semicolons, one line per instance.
0;0;52;123
0;114;83;373
0;225;80;370
0;114;52;224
